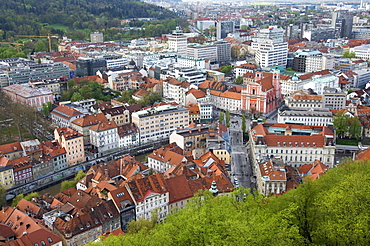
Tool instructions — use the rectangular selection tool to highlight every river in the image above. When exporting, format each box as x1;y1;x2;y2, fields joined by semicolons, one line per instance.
36;153;149;196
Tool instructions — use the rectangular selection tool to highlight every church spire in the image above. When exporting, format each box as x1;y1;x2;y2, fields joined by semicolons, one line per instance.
209;180;219;197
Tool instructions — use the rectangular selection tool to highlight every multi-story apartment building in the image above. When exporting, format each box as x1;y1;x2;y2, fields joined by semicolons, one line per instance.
161;68;206;86
233;63;257;78
216;21;234;39
214;40;231;64
256;160;286;196
3;84;54;111
51;105;85;128
147;143;187;173
71;113;108;146
168;27;188;56
132;104;189;144
0;142;23;161
187;43;217;63
252;26;288;68
0;156;14;189
162;77;191;105
278;107;333;126
90;121;119;155
0;57;70;88
284;89;346;110
170;126;209;152
196;20;216;31
126;173;169;220
293;50;323;73
54;127;85;165
249;121;336;169
334;58;367;73
303;28;336;41
352;68;370;88
210;88;241;113
117;123;140;149
109;71;144;91
177;56;206;69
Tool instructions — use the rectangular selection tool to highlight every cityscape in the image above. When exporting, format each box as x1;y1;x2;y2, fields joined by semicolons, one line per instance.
0;1;370;245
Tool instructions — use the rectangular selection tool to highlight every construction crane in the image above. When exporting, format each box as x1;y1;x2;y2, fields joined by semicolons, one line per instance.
0;42;24;53
15;34;59;52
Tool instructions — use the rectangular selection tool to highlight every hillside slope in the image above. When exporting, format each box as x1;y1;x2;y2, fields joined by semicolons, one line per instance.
89;160;370;245
0;0;177;37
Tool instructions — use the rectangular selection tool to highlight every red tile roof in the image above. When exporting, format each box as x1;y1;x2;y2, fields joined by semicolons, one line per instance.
71;113;108;127
166;175;193;203
89;121;117;132
0;142;22;154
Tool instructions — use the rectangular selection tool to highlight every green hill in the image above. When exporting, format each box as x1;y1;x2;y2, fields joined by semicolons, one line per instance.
0;0;178;39
89;160;370;245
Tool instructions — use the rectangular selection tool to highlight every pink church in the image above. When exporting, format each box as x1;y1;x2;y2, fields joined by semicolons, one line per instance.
241;71;289;115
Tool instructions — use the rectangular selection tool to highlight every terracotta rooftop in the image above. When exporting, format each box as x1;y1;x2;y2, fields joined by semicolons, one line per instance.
56;127;83;140
51;105;83;120
299;69;331;81
89;121;117;132
259;160;286;181
127;173;169;203
0;142;22;154
72;113;107;127
187;88;206;99
166;175;193;204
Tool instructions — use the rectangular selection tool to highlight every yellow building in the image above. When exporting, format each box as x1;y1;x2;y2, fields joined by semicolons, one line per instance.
54;127;85;165
0;156;14;189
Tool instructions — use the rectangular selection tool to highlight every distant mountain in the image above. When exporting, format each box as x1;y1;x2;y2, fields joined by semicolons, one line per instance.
0;0;178;37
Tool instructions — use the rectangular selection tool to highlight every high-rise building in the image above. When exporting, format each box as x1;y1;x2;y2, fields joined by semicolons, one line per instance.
252;26;288;68
76;57;107;77
216;21;234;39
90;31;104;43
331;11;354;38
168;27;188;56
214;41;231;65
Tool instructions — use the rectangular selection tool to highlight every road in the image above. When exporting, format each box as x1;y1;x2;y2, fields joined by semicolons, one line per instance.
229;115;256;191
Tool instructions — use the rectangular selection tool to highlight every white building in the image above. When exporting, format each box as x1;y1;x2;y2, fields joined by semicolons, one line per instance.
89;121;119;155
177;56;206;69
187;43;217;63
127;173;169;220
162;77;191;106
249;121;336;169
278;107;333;126
252;26;288;68
168;27;188;56
90;32;103;43
161;68;206;86
209;88;242;112
350;44;370;60
196;20;216;31
352;68;370;88
131;104;189;144
117;123;140;149
106;58;128;70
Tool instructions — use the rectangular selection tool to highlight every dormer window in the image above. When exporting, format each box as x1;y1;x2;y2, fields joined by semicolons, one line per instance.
301;142;304;147
289;142;292;147
283;142;286;147
295;142;298;147
307;143;310;147
277;142;280;147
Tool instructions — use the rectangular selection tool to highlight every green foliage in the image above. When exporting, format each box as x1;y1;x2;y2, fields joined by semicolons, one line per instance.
60;170;86;191
242;114;246;133
0;46;27;59
63;80;112;102
333;111;362;139
343;51;356;58
11;192;39;207
24;192;39;201
0;0;179;41
74;170;86;182
225;109;231;127
220;65;232;74
12;194;24;207
0;185;6;208
60;180;77;191
117;90;137;104
34;40;48;52
286;67;295;71
218;111;224;124
234;76;243;85
138;92;162;107
88;160;370;246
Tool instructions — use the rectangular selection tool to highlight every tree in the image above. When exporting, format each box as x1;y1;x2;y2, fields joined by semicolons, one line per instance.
332;111;349;138
0;185;6;209
34;40;48;52
71;92;83;102
218;111;224;124
235;76;243;85
343;51;356;58
225;109;231;127
74;170;86;182
220;65;232;74
242;114;246;133
60;180;77;191
348;116;362;139
12;194;24;207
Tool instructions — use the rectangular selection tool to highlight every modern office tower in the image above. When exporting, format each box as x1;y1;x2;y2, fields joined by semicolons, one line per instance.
75;57;107;77
214;40;231;65
331;11;354;38
252;26;288;68
90;32;104;43
168;27;188;56
216;21;234;39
